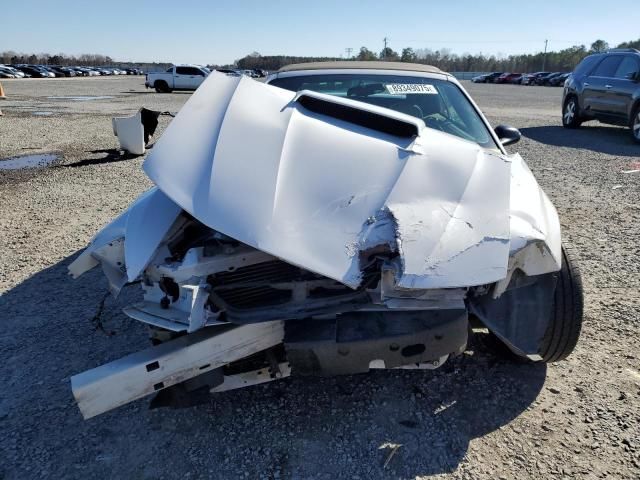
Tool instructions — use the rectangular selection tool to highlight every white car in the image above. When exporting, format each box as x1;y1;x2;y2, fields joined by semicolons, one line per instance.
0;65;24;78
145;65;210;93
77;67;99;76
69;62;583;419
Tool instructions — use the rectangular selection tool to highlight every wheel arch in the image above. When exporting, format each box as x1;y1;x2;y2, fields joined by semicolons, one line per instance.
629;97;640;121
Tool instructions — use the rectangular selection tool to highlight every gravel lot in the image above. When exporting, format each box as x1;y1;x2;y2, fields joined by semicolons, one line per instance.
1;77;639;479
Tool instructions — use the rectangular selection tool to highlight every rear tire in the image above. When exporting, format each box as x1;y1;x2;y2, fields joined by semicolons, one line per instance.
154;81;171;93
562;96;582;129
630;105;640;144
539;245;584;362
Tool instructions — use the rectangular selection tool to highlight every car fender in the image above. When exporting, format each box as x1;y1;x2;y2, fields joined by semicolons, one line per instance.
68;187;182;295
495;153;561;297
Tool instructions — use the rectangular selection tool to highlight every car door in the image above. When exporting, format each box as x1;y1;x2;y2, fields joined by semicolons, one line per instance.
583;56;622;115
174;67;191;89
184;67;206;89
606;55;640;119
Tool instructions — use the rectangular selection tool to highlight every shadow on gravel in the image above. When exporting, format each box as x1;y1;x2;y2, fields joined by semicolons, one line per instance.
121;91;192;95
0;252;546;479
59;149;139;168
520;125;638;156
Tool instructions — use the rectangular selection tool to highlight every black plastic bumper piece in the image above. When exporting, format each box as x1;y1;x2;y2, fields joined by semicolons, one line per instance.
284;309;468;376
469;271;557;356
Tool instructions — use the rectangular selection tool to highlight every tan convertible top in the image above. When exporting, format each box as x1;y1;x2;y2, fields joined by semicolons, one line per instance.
277;61;444;75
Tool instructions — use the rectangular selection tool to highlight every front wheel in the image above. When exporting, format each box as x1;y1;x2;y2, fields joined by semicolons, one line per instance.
562;96;582;128
539;245;584;362
630;105;640;144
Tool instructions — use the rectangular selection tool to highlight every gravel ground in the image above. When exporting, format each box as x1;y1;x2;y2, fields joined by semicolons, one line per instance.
0;77;639;479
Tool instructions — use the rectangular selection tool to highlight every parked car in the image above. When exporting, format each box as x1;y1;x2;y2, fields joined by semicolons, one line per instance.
1;65;25;78
471;72;503;83
509;73;523;84
67;67;86;76
11;65;31;77
46;66;70;77
0;68;15;78
70;61;583;418
29;65;55;77
36;66;56;77
521;72;550;85
77;67;99;76
216;68;241;75
495;72;522;84
535;72;562;86
45;67;64;77
563;48;640;143
57;66;77;77
549;72;570;86
15;66;49;78
145;65;210;92
519;73;533;85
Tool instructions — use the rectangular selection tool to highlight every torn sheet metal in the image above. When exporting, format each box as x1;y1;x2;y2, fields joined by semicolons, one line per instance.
68;187;182;293
384;145;511;289
123;187;182;282
488;153;562;297
68;209;129;295
144;72;512;289
507;154;561;271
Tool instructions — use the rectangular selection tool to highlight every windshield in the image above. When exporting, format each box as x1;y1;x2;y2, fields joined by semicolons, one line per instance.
270;74;498;149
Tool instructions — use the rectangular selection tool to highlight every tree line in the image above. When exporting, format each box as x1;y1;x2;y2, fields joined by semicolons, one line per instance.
235;38;640;73
4;37;639;73
0;51;171;71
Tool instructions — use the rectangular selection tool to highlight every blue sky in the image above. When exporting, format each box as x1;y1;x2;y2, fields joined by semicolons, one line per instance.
1;0;637;64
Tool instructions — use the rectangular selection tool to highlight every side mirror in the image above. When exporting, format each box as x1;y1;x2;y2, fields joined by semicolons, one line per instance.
494;124;521;146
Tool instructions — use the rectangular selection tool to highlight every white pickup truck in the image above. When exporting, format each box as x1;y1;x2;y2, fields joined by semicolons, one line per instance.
145;65;210;93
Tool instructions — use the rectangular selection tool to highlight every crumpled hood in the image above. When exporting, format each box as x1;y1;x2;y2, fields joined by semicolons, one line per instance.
143;72;512;289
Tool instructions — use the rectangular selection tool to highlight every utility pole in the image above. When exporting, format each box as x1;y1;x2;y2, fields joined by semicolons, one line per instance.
542;39;548;71
345;47;353;59
383;37;388;59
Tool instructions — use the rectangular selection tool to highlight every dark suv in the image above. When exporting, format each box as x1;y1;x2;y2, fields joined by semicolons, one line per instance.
562;49;640;143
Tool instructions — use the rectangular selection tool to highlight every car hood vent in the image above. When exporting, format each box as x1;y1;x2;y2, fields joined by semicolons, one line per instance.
294;90;424;138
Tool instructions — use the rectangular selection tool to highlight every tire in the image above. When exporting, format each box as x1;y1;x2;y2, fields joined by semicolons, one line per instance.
539;245;584;362
562;96;582;128
630;104;640;144
154;80;171;93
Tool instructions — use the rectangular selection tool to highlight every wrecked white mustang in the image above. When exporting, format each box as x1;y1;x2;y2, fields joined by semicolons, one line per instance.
69;64;583;419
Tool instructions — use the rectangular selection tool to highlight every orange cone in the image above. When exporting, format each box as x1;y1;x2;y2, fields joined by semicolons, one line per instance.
0;81;6;114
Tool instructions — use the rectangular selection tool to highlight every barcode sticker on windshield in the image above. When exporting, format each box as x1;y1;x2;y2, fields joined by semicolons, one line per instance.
385;84;438;95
